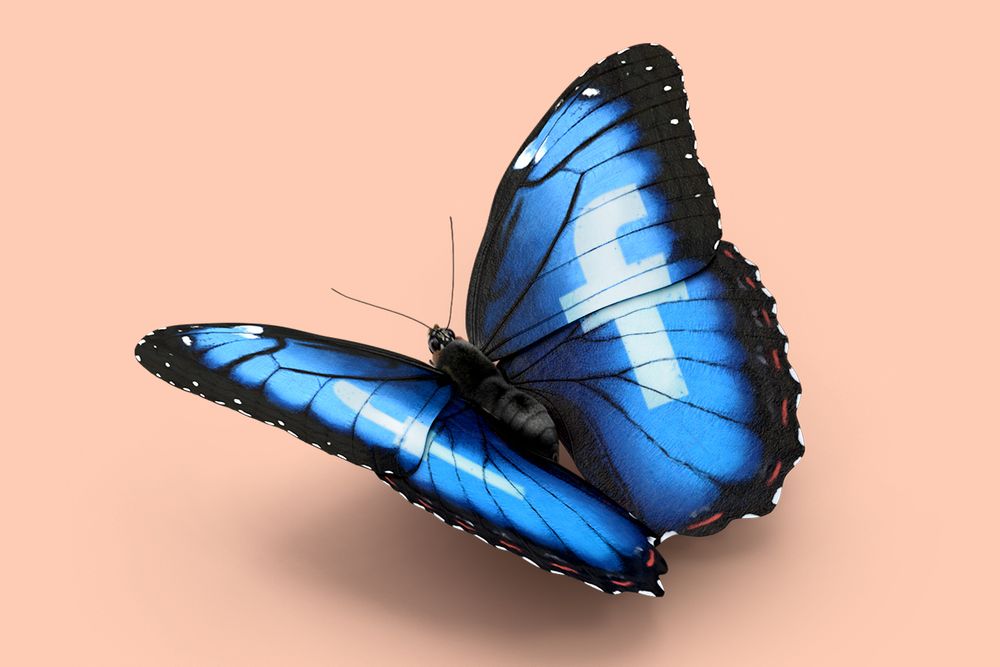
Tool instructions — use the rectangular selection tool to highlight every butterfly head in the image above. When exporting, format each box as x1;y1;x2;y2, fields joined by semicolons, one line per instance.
428;325;456;361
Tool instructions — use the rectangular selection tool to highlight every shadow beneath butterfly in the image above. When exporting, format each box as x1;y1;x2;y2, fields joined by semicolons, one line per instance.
263;471;776;654
661;516;776;564
265;482;657;649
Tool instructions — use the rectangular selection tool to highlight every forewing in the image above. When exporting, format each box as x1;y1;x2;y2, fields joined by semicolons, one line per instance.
499;243;804;539
135;324;665;594
468;43;722;359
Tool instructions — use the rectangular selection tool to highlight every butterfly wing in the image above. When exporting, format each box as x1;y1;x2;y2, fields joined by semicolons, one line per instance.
467;43;722;359
387;397;665;595
499;243;804;539
135;324;666;594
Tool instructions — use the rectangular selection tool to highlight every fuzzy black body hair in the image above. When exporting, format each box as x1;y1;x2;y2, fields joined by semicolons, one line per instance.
435;339;558;461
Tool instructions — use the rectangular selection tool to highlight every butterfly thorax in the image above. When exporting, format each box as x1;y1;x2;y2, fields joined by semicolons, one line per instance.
430;330;558;462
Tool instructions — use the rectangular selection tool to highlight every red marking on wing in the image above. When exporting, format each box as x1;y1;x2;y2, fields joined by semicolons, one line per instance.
744;276;757;288
761;308;772;326
611;579;634;587
550;562;579;575
499;539;523;554
686;512;724;531
767;461;783;486
771;349;782;369
646;549;656;567
781;397;789;426
723;249;735;259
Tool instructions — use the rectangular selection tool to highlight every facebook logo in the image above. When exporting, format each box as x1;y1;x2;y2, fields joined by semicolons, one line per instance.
559;185;689;409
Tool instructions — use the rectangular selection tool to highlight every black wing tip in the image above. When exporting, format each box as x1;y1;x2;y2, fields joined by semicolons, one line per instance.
134;323;214;352
605;43;675;59
134;324;214;367
581;43;681;81
133;324;226;383
623;42;674;55
134;326;178;372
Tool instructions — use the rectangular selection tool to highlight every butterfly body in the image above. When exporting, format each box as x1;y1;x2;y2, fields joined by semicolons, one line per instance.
433;334;559;462
136;43;803;595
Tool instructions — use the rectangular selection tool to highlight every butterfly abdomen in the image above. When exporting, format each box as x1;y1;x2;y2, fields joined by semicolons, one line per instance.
435;339;558;461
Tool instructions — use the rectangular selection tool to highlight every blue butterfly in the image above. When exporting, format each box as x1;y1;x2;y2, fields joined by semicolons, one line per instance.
135;43;803;596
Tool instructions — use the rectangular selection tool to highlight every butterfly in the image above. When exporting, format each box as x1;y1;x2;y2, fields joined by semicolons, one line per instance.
135;43;803;596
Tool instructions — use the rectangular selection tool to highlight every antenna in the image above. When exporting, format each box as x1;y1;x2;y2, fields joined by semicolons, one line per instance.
331;216;456;332
329;287;432;330
446;216;456;328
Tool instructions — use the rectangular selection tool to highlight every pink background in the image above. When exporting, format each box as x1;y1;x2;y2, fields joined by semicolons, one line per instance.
3;1;996;664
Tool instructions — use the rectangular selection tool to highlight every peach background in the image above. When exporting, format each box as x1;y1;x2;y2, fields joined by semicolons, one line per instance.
3;2;997;665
